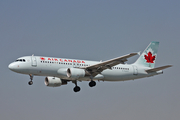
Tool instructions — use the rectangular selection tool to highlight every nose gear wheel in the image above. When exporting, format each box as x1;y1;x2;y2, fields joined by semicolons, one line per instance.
28;74;34;85
28;81;33;85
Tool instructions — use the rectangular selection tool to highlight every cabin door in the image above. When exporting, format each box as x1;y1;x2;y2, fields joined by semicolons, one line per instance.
31;55;37;67
133;65;138;75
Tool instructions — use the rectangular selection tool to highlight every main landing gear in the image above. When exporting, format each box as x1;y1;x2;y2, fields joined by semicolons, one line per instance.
89;76;96;87
72;76;97;92
89;81;96;87
74;86;81;92
73;81;81;92
28;74;33;85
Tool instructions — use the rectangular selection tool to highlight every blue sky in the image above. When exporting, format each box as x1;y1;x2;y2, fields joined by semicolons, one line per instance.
0;1;179;120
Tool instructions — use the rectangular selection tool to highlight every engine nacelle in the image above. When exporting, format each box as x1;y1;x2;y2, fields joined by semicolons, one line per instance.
45;77;63;87
67;68;86;79
57;68;69;77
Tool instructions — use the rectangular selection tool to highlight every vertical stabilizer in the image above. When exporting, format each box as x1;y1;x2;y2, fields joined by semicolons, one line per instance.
134;42;159;68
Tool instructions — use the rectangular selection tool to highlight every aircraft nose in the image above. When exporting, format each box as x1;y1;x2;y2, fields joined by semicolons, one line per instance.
8;63;16;71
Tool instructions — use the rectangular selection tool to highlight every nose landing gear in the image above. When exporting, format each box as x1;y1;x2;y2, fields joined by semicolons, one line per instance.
28;74;33;85
28;81;33;85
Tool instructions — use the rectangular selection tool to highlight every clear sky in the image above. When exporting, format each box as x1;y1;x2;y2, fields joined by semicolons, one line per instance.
0;0;179;120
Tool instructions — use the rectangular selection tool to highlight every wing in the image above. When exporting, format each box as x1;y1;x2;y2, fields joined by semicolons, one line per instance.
83;52;138;77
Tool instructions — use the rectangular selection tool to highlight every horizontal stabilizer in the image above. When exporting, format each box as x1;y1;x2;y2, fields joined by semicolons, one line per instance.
145;65;172;72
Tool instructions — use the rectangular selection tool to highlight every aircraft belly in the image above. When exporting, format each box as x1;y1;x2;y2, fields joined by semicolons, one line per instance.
101;67;135;81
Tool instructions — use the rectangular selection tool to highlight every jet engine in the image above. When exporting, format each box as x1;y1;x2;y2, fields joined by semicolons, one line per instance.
67;68;87;79
45;77;67;87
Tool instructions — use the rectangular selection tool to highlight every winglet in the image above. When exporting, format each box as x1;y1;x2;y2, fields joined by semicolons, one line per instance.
137;51;141;55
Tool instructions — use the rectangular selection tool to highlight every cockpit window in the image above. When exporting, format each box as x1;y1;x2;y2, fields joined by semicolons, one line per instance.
15;59;26;62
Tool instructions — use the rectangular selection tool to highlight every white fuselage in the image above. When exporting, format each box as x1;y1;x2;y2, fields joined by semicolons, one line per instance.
8;56;162;82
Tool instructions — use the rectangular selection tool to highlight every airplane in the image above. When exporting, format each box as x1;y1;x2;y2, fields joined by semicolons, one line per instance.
8;42;172;92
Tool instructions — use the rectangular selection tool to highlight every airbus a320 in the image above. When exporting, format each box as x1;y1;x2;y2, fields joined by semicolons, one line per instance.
8;42;172;92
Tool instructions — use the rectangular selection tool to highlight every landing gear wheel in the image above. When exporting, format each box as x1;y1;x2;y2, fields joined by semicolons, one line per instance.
28;81;33;85
73;86;81;92
89;81;96;87
28;74;34;85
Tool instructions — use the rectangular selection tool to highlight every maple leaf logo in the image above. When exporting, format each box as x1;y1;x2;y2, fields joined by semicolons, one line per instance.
40;57;45;60
144;52;156;63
